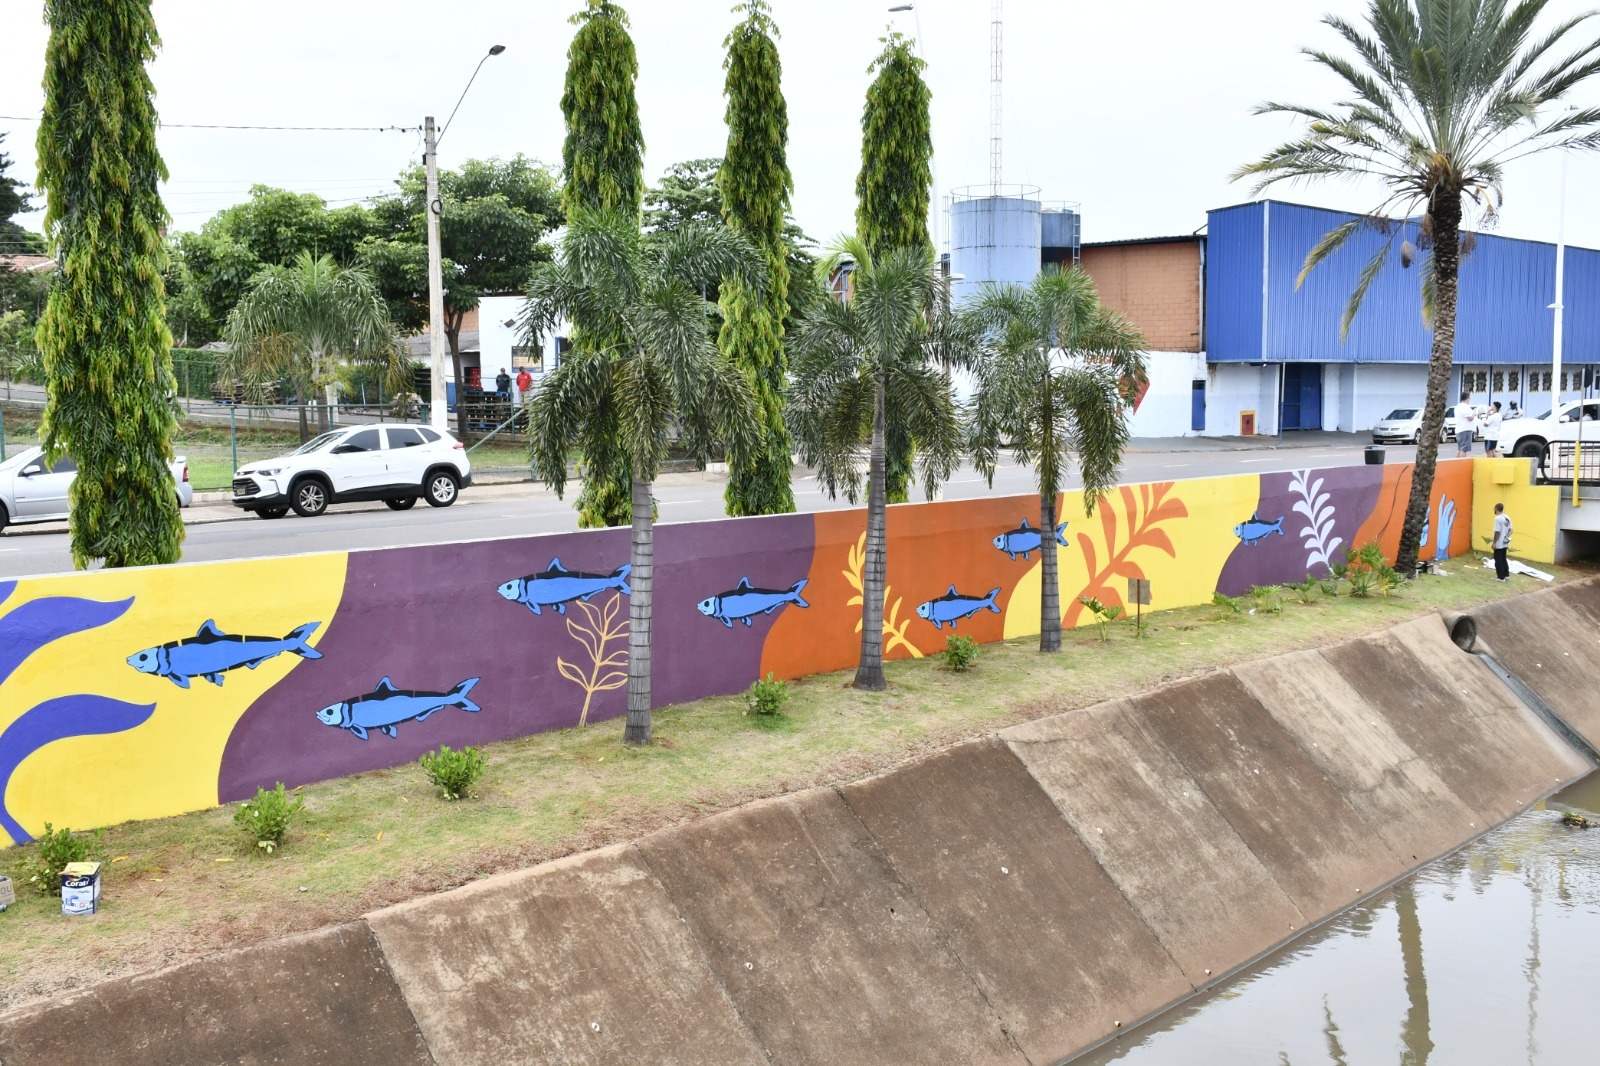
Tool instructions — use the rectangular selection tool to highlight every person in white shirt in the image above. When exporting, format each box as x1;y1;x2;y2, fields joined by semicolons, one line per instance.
1454;391;1477;456
1493;502;1513;580
1482;401;1503;457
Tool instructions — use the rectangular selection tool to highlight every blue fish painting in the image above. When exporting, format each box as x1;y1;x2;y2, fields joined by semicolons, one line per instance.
697;578;810;628
1233;513;1286;547
993;518;1069;561
127;620;323;688
315;677;481;740
497;558;632;616
916;586;1002;630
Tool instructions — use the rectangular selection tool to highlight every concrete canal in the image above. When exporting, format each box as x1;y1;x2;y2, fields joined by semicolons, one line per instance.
1076;773;1600;1064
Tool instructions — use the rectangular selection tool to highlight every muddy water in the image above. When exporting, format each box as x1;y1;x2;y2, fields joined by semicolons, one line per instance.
1075;774;1600;1065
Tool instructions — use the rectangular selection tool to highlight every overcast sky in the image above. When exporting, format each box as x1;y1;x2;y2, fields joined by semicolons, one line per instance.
3;0;1599;252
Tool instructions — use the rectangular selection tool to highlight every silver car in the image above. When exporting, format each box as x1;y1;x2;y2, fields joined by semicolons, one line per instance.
0;447;193;533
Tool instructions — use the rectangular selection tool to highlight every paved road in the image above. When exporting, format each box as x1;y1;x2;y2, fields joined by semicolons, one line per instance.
0;436;1412;579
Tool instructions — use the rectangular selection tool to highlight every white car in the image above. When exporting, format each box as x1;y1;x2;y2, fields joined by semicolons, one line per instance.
0;447;192;533
1500;398;1600;462
1370;408;1444;444
231;423;472;519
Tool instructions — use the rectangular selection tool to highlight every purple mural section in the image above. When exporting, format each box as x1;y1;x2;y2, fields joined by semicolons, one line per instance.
1216;467;1381;596
218;515;817;801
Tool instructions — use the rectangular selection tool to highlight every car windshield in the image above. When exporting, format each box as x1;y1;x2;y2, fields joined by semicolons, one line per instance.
291;431;343;456
1533;408;1553;421
1386;409;1419;420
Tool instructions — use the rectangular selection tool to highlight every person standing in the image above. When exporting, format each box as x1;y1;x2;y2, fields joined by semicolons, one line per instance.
1492;502;1513;581
495;367;512;397
1482;401;1503;457
1454;390;1477;456
515;366;533;404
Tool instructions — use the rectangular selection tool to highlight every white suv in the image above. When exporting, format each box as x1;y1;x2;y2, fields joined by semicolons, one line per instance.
0;447;193;533
232;424;472;519
1501;399;1600;463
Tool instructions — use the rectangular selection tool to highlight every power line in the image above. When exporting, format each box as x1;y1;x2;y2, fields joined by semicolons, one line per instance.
0;115;418;133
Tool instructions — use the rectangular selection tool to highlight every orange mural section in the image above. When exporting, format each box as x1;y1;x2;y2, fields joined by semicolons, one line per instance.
1351;458;1475;561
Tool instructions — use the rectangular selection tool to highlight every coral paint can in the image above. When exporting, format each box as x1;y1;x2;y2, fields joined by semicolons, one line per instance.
0;874;14;912
60;862;101;916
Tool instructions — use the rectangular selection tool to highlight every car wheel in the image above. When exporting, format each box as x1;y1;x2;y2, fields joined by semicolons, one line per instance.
256;506;288;520
1512;440;1545;460
385;497;417;511
289;479;330;518
424;470;459;508
0;502;8;533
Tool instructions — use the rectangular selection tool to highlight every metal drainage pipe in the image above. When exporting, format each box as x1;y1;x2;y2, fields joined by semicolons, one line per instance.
1449;612;1600;766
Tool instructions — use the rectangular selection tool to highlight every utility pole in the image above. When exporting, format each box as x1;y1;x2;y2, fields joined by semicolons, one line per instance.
425;115;447;432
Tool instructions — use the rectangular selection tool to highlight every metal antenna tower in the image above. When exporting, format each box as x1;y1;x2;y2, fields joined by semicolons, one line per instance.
989;0;1003;192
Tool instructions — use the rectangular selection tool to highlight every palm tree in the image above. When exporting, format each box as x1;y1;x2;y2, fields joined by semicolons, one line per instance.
224;251;404;440
788;240;966;691
1237;0;1600;575
966;267;1148;653
523;208;759;745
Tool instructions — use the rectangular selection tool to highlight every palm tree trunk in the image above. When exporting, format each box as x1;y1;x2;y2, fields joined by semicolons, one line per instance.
1397;881;1434;1064
854;378;889;691
1040;492;1062;652
1396;191;1463;576
623;474;654;744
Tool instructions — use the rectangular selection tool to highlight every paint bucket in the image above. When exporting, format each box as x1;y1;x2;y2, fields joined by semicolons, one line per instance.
1364;446;1386;465
0;874;14;913
60;862;101;916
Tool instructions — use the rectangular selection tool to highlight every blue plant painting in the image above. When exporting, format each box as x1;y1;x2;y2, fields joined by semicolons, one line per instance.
916;586;1002;630
992;519;1069;561
0;584;144;844
126;619;323;688
1233;513;1286;546
497;558;632;616
315;677;481;740
697;578;810;628
1421;494;1457;562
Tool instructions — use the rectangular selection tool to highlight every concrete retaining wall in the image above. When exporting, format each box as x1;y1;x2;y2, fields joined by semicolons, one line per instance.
4;589;1594;1065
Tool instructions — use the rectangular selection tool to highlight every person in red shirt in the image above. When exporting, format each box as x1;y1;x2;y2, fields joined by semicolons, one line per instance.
514;367;533;403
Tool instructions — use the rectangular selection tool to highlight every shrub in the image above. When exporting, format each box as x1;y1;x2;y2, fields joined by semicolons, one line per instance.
940;634;980;671
1078;595;1124;641
1212;591;1244;619
1376;565;1405;598
18;823;104;896
419;745;486;801
234;782;305;854
1247;584;1283;615
1290;575;1321;604
744;672;790;717
1346;568;1376;598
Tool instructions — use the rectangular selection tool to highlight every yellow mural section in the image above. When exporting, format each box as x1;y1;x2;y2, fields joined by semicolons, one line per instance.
1;555;346;846
1472;459;1561;564
1004;475;1261;637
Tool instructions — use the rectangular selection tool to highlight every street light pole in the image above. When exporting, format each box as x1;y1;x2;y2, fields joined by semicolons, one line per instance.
425;115;447;431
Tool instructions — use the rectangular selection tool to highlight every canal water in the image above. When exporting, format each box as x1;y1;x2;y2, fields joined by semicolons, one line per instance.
1075;774;1600;1064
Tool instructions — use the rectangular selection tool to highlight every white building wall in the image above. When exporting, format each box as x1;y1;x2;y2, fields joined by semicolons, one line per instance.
1348;363;1425;429
1127;350;1206;438
1203;363;1278;436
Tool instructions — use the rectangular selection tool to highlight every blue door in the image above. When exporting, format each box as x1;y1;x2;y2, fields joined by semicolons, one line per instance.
1281;364;1323;431
1191;380;1206;432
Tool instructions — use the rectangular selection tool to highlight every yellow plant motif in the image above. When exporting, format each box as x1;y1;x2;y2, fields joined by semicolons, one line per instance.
555;592;628;727
843;533;924;659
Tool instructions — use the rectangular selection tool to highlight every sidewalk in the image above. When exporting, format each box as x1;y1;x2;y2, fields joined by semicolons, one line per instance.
1126;430;1373;453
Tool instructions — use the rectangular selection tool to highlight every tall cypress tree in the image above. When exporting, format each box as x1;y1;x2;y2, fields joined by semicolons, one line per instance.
856;31;932;504
719;0;795;517
559;0;645;528
35;0;183;568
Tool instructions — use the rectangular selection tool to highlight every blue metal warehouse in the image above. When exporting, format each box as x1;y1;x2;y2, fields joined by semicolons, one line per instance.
1204;200;1600;435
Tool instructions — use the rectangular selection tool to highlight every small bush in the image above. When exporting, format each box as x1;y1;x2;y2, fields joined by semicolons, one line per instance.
1318;576;1342;597
1346;568;1376;598
1247;584;1283;615
1212;591;1244;619
1289;575;1321;604
234;782;305;854
18;823;104;896
419;745;486;801
940;634;980;671
744;673;790;717
1376;566;1405;598
1078;595;1124;641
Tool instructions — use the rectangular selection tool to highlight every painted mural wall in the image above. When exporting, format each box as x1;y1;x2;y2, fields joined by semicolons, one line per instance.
0;459;1483;847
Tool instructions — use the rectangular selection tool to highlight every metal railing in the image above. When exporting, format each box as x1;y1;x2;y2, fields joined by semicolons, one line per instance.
1543;441;1600;484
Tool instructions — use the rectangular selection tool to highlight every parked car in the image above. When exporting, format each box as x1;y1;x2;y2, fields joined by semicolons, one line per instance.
0;447;192;533
231;423;472;519
1500;398;1600;462
1370;408;1446;445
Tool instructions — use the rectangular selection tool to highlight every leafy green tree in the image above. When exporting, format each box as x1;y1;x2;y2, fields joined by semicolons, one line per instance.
224;251;404;440
0;132;44;257
1237;0;1600;575
523;209;758;744
967;268;1148;652
856;30;934;505
788;240;967;690
35;0;183;569
561;0;646;529
719;0;798;517
363;155;562;436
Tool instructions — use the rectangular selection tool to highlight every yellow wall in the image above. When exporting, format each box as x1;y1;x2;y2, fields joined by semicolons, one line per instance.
1472;459;1561;564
